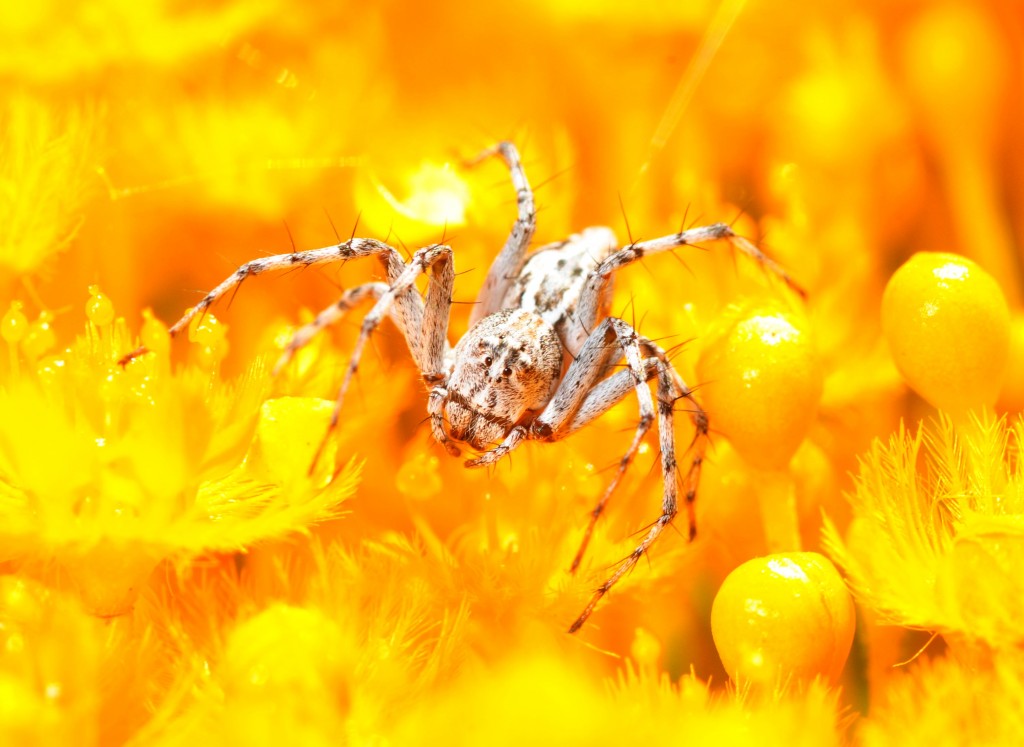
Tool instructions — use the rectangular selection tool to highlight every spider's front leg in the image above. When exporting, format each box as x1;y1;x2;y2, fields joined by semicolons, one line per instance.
467;141;536;323
428;385;463;458
118;238;426;366
306;242;455;472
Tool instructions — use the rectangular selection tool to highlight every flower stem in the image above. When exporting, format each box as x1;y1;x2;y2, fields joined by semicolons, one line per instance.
756;468;802;553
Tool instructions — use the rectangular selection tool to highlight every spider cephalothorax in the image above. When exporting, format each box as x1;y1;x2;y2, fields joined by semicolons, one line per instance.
120;142;799;631
442;309;562;453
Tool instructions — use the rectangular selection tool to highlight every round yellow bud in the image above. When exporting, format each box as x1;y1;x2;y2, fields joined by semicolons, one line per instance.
881;252;1009;413
21;311;55;359
697;303;823;470
85;285;114;327
711;552;855;685
1;301;27;344
187;311;226;346
252;397;336;485
140;308;171;358
189;312;229;368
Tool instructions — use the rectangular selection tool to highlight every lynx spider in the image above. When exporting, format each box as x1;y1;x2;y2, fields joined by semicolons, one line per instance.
121;142;800;632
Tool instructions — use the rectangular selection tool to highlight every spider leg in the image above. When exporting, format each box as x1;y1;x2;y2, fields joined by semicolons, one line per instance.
561;360;658;434
462;424;529;467
568;343;707;634
565;223;803;353
467;141;536;323
428;386;463;458
534;318;635;437
279;274;461;458
312;244;454;472
272;282;390;375
562;358;660;573
417;242;459;456
567;338;707;564
564;339;693;574
119;238;426;365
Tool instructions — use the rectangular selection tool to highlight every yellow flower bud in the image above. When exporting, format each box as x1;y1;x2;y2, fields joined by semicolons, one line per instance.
21;311;55;360
881;252;1009;414
1;301;27;344
251;397;337;486
187;310;226;346
711;552;855;686
140;308;171;358
85;285;114;327
188;312;229;368
697;303;823;470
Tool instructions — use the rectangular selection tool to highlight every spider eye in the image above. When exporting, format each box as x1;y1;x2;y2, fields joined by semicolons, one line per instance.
503;366;513;377
484;356;493;366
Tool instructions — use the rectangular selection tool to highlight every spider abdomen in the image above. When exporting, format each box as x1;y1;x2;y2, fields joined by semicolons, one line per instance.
501;227;617;354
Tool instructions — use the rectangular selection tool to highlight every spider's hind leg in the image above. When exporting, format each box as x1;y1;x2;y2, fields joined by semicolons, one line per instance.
565;337;707;578
309;243;455;472
567;344;708;633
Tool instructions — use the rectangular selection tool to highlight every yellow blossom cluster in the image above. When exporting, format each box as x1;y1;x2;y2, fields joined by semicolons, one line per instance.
1;0;1022;744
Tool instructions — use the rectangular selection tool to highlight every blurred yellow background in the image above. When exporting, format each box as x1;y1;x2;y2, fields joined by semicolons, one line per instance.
2;0;1023;744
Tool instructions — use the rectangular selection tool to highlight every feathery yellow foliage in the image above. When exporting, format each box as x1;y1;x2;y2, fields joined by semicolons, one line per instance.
826;415;1024;649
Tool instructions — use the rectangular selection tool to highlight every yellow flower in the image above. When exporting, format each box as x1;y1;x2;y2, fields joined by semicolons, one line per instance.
859;649;1024;747
0;289;357;616
381;657;845;747
825;415;1024;649
0;577;103;745
0;96;96;280
0;576;183;747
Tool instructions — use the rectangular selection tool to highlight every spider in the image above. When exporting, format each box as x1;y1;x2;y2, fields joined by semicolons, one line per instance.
120;142;800;632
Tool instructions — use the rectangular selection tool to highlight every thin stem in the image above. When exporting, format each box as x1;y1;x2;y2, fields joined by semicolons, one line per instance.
756;467;802;553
